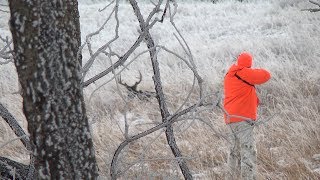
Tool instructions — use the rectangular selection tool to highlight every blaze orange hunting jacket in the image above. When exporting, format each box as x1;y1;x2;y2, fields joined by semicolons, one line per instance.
223;52;271;124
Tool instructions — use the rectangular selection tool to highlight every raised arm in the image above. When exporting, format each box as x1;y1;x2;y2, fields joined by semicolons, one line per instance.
237;67;271;85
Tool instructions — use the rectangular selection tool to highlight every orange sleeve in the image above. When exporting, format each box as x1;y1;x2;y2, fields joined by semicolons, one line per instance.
237;68;271;85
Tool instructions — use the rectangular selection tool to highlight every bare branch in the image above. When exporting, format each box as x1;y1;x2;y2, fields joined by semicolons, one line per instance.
160;0;170;23
0;103;35;179
0;103;31;151
115;130;165;177
110;102;203;179
173;75;196;115
88;47;158;102
103;49;121;59
82;19;159;87
82;0;119;81
0;156;30;179
168;3;204;98
145;0;165;25
125;0;193;179
107;50;130;139
99;0;116;12
301;0;320;12
0;135;28;149
310;0;320;7
83;0;171;88
0;37;13;62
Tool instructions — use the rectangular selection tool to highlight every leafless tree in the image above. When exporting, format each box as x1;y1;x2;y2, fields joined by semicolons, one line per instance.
8;0;98;178
80;0;206;179
1;0;280;179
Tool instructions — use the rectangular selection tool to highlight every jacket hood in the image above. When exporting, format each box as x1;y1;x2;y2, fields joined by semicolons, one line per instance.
237;52;252;68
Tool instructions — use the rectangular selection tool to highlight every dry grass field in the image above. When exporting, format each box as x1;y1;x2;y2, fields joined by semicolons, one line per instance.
0;0;319;179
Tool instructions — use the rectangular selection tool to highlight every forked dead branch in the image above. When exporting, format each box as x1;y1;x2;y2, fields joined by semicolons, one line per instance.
111;0;194;179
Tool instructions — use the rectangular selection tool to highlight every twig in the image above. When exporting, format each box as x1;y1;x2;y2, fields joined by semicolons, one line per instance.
172;75;196;116
99;0;116;12
88;47;158;103
310;0;320;6
110;102;202;179
82;18;159;87
115;130;164;177
168;4;203;98
82;0;119;81
107;47;130;139
82;0;170;88
0;156;29;179
160;0;170;23
0;135;28;149
0;37;13;62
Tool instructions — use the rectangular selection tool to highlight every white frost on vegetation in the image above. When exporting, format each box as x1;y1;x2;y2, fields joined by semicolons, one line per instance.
0;0;319;178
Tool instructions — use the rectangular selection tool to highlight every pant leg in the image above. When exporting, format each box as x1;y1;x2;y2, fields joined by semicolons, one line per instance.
237;122;257;180
226;123;241;180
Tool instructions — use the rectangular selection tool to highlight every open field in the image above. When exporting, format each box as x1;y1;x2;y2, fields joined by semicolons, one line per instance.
0;0;319;179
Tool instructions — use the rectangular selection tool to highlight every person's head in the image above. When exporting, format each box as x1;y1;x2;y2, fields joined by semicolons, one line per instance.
237;52;252;68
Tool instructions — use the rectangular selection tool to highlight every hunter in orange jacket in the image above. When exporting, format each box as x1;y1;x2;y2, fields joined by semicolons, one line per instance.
224;52;271;124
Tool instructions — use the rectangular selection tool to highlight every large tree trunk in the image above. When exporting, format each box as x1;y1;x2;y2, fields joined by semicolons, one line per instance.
8;0;98;179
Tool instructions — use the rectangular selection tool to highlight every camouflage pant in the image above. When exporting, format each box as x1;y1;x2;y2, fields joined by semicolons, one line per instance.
227;121;257;180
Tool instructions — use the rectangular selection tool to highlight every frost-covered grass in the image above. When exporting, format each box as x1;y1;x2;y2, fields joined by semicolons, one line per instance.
1;0;320;179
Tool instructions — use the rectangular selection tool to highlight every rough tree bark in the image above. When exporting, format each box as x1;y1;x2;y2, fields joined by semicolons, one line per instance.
8;0;98;179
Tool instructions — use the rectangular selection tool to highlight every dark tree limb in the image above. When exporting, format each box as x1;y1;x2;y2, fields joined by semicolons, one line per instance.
0;103;31;150
302;0;320;12
0;156;29;180
111;0;193;179
310;0;320;7
82;18;158;88
0;102;35;179
110;103;200;179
